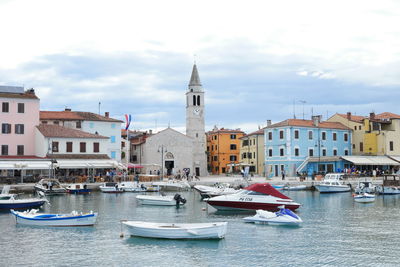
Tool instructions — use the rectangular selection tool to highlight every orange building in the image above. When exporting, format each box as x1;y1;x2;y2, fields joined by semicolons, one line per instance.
206;127;245;174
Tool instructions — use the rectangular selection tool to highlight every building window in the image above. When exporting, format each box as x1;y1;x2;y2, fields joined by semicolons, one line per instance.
353;144;355;149
248;152;252;159
268;149;273;157
390;141;394;151
359;126;362;130
243;152;247;159
344;149;349;156
110;136;116;143
308;131;313;140
111;123;116;129
360;142;363;152
66;142;73;153
17;103;25;113
42;121;48;124
2;123;11;134
2;102;9;112
333;149;337;156
193;95;196;106
322;132;326;141
294;130;299;139
294;148;299;156
90;122;94;128
354;126;357;130
111;151;116;159
15;124;24;134
214;135;217;140
268;132;272;141
309;148;314;157
17;145;24;155
213;156;218;161
280;148;284;156
242;140;249;146
322;149;326;156
52;141;59;152
76;121;82;128
229;155;237;161
1;145;8;155
54;121;59;125
197;95;201;106
215;145;218;150
80;142;86;152
230;134;236;139
94;142;100;153
333;132;337;141
344;133;348;142
279;130;284;139
230;144;237;150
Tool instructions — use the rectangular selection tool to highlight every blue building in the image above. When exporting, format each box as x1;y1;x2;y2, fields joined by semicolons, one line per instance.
264;116;352;177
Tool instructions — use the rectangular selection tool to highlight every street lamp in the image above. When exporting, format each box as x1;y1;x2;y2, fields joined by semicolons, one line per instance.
157;145;167;181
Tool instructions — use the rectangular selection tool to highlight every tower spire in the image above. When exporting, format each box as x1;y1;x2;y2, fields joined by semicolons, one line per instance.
189;64;202;86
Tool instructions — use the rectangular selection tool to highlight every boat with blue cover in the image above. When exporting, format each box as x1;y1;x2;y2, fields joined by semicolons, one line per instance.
10;209;98;226
243;207;303;226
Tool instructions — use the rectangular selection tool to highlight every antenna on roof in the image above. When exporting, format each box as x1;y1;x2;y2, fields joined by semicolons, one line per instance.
194;54;197;64
98;102;101;115
293;99;296;119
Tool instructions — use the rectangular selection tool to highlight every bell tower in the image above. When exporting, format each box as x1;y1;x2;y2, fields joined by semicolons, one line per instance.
186;64;207;177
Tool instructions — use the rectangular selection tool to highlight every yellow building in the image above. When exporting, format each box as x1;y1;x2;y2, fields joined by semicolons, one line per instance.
239;129;265;176
206;127;245;174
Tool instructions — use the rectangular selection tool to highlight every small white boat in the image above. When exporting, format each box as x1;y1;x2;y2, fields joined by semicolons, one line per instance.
66;183;91;194
0;194;47;210
122;221;228;239
243;208;303;226
376;175;400;195
353;193;375;203
34;179;66;195
282;185;307;191
152;180;191;191
10;209;98;226
354;179;376;194
315;173;351;193
194;184;239;199
119;182;147;193
99;182;124;193
136;194;186;206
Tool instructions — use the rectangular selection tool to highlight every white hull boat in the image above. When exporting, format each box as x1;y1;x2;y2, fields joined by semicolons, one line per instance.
152;181;191;191
34;179;66;195
119;182;147;193
354;180;376;194
136;194;186;206
194;185;239;199
376;186;400;195
353;193;376;203
122;221;227;239
243;208;303;226
315;173;351;193
11;209;98;226
282;185;307;191
99;182;124;193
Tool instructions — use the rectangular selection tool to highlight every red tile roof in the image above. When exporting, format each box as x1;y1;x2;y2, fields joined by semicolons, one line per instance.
375;112;400;120
207;128;245;134
268;119;350;130
240;128;265;138
337;113;365;123
37;124;109;139
40;111;123;123
46;154;110;159
0;91;39;99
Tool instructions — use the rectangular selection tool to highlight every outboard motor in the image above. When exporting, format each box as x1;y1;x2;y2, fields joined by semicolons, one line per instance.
174;194;186;208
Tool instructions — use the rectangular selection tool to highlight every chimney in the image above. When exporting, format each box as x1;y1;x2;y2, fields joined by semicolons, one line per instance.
104;112;109;118
370;112;375;120
312;115;321;127
149;130;153;134
26;88;35;94
65;107;71;112
346;112;351;120
267;120;272;127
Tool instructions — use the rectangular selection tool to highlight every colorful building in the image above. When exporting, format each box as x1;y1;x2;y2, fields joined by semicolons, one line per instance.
265;116;352;177
207;127;245;174
239;128;265;176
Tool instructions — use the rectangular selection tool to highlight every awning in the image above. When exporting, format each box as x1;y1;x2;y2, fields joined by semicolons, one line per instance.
127;163;144;169
0;161;53;170
56;160;119;169
341;156;400;166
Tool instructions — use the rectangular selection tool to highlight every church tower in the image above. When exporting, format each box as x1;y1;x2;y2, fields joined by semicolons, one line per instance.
186;64;207;177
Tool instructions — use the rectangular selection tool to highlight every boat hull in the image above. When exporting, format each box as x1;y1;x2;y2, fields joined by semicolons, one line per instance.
282;185;307;191
34;186;66;195
67;189;91;194
243;216;302;226
123;221;227;239
11;210;98;226
206;200;300;212
376;186;400;195
354;196;375;203
136;195;177;206
315;185;351;193
99;187;124;193
0;200;46;210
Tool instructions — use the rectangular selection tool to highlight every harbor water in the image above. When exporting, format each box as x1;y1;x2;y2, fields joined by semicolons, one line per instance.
1;190;400;267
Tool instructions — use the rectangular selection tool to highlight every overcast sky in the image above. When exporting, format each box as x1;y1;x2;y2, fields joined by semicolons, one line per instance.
1;0;400;133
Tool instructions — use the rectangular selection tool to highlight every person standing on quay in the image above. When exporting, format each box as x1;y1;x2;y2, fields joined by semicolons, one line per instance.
282;170;285;180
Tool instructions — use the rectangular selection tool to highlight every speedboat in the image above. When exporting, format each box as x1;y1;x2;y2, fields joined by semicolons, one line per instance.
136;193;186;206
194;184;239;199
66;183;91;194
243;208;303;226
34;179;66;195
282;184;307;191
354;179;376;194
11;209;98;226
315;173;351;193
376;175;400;195
99;182;124;193
119;182;147;193
0;194;47;210
152;180;191;191
353;193;375;203
122;221;227;239
205;183;301;212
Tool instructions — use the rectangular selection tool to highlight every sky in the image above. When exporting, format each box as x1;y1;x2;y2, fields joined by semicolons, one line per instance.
1;0;400;133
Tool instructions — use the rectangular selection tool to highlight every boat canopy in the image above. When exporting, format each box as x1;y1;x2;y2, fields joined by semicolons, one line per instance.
244;183;291;200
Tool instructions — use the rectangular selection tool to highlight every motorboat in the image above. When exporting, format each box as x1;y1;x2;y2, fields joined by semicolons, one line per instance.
243;208;303;226
205;183;301;212
10;209;98;226
376;175;400;195
0;185;14;200
119;182;147;193
152;180;191;191
315;173;351;193
66;183;91;194
194;184;239;199
99;182;124;193
353;193;376;203
122;221;227;239
0;193;47;210
282;184;307;191
136;193;186;206
34;179;66;195
354;179;376;194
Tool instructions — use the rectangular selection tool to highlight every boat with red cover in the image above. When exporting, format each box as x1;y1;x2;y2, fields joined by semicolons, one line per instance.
205;183;301;211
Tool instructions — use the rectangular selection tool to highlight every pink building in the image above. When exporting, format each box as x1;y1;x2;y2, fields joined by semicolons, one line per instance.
0;86;40;157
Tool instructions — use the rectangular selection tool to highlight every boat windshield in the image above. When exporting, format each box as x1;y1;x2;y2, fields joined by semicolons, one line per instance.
238;190;267;196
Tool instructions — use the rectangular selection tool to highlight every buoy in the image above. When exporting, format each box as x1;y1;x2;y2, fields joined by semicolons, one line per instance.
202;208;206;211
120;232;124;238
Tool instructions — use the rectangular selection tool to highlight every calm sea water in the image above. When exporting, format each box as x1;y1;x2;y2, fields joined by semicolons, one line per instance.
1;190;400;267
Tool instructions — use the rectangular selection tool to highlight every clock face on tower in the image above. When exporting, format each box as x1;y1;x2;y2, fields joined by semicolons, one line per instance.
193;109;200;115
